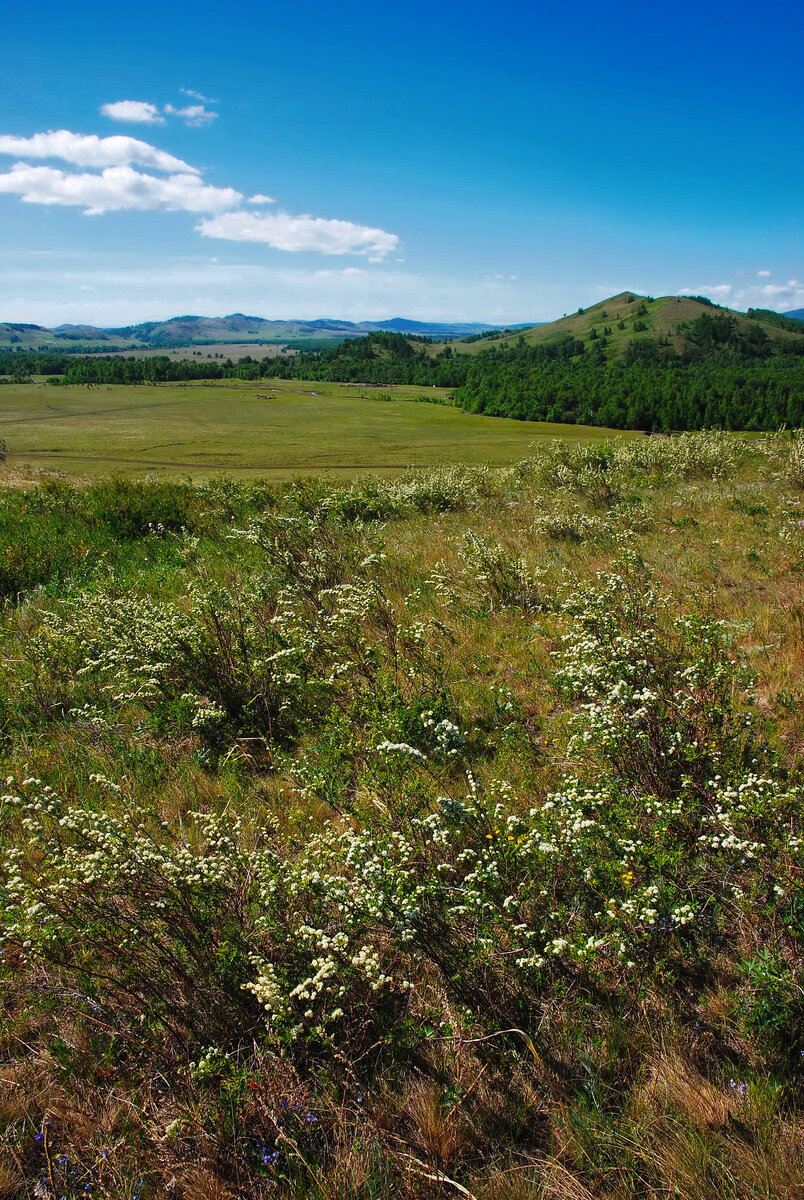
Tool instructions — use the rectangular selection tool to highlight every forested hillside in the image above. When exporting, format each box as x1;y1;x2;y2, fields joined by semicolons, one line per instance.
253;316;804;430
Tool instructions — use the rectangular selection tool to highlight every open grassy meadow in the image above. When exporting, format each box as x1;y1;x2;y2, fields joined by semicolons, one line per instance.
111;342;296;361
1;432;803;1199
0;377;633;478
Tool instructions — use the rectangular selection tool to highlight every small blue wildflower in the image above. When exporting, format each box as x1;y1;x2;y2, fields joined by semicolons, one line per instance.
34;1132;45;1144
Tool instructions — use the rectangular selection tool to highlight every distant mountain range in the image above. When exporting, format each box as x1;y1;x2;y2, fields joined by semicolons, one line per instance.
0;313;532;351
785;309;804;321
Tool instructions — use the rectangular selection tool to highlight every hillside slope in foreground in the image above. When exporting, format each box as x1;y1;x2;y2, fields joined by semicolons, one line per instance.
1;432;804;1198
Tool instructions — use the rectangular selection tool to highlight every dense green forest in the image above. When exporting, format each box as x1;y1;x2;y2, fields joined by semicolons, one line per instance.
4;311;803;431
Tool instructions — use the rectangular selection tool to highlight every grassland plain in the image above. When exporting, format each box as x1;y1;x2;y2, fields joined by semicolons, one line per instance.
111;343;297;361
0;377;632;478
1;431;803;1200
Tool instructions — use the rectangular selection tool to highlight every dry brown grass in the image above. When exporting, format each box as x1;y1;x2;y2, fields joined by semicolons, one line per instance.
0;1161;22;1199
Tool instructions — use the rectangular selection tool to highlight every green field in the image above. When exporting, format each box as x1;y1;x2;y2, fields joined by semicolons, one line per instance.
111;341;296;361
0;377;633;478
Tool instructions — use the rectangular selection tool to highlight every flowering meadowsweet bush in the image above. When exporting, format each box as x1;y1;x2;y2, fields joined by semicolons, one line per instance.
554;556;762;794
4;760;801;1058
458;531;544;612
529;431;754;507
610;429;752;480
1;778;257;1047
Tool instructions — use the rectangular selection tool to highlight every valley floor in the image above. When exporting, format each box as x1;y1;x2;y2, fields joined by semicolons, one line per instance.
0;377;632;478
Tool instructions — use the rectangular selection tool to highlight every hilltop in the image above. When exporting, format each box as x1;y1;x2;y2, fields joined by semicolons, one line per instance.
432;291;803;357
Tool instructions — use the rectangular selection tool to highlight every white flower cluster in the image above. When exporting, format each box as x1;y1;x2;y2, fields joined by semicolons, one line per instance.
3;747;800;1047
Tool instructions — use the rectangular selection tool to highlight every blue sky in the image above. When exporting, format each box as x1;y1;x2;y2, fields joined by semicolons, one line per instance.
2;0;802;325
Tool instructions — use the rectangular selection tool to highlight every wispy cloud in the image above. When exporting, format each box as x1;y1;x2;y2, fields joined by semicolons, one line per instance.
198;211;399;257
180;88;217;104
163;103;217;127
0;164;241;215
0;130;195;173
248;193;275;205
100;100;164;125
0;258;528;326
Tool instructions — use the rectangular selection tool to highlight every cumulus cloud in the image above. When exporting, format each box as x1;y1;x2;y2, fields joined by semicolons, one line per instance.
197;210;399;257
757;269;771;277
0;130;195;173
100;100;164;125
164;103;217;126
0;163;241;214
103;95;218;127
0;124;399;257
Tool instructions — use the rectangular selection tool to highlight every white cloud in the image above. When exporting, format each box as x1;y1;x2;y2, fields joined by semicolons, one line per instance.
100;100;164;125
197;210;399;257
0;125;399;259
676;279;804;313
164;103;217;127
181;88;216;103
757;269;771;277
0;163;241;214
0;130;195;173
102;97;218;127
